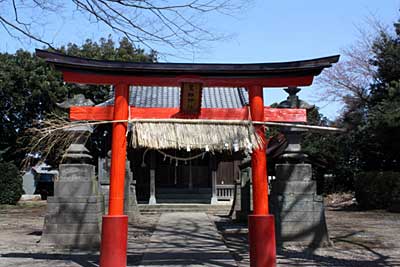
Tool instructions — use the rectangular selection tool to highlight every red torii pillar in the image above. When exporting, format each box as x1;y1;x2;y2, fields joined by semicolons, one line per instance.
248;85;276;267
100;83;130;267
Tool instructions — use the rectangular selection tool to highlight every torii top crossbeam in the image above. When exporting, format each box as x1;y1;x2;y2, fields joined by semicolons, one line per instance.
36;49;339;87
36;49;339;267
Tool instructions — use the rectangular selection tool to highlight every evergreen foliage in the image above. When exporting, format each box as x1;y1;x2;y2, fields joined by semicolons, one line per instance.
355;171;400;209
0;161;23;205
0;37;156;166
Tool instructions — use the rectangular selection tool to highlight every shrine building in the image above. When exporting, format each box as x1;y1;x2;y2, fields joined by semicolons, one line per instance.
96;86;252;204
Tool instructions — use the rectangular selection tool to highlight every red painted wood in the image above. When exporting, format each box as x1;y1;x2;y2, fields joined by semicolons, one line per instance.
248;85;277;267
70;106;114;120
108;84;129;216
264;107;306;122
100;215;128;267
248;215;277;267
62;70;314;87
248;85;269;215
70;106;307;122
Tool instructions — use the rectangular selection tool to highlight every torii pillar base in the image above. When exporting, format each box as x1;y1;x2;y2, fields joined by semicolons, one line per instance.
100;215;128;267
248;215;277;267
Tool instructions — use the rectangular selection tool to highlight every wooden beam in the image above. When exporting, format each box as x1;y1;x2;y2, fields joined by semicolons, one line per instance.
62;71;314;87
70;106;307;122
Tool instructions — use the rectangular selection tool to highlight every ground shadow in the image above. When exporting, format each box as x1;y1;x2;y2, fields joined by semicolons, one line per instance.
1;252;145;267
217;222;400;267
132;213;238;266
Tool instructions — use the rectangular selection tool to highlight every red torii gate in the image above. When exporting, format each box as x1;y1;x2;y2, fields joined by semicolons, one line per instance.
37;49;338;267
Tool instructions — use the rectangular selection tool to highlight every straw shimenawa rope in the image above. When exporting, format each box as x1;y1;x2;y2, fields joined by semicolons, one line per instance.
130;121;261;152
23;114;345;167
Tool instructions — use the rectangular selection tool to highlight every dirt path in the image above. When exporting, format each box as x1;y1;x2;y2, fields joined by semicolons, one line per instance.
140;212;236;266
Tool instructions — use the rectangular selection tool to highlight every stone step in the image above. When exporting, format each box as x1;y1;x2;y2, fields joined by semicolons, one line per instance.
156;188;212;194
139;204;231;214
140;208;226;212
156;193;211;199
139;204;228;209
157;199;211;204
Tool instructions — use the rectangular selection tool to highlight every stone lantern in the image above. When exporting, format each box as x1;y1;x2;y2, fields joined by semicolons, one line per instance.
41;95;103;248
270;87;330;247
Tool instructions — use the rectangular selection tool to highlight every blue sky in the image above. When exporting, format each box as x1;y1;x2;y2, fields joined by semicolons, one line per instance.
1;0;399;119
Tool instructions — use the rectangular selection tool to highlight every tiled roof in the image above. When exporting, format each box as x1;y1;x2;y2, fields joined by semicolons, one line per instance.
98;87;249;108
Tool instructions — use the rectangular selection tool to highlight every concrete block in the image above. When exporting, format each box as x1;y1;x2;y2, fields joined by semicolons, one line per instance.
41;233;100;248
274;210;325;222
278;228;329;244
41;163;102;249
270;193;322;203
58;164;95;182
47;196;102;203
271;199;322;212
271;162;330;247
275;163;312;181
271;181;316;194
47;202;103;214
43;223;101;234
277;221;327;233
54;181;99;197
44;212;101;224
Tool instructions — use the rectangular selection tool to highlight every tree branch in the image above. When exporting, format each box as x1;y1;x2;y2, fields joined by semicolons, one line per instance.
0;0;246;52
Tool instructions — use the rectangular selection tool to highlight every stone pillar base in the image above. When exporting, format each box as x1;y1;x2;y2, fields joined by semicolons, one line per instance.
41;196;102;248
271;163;330;247
41;164;102;249
149;196;157;205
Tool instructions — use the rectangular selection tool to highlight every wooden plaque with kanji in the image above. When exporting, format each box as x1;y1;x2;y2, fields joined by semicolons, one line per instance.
180;82;203;114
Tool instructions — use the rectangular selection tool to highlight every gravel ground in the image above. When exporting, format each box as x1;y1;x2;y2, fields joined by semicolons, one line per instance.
0;201;159;267
0;199;400;266
216;198;400;267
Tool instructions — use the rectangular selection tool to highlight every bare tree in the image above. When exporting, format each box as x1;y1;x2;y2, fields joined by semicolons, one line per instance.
316;27;377;109
0;0;247;51
316;18;394;116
